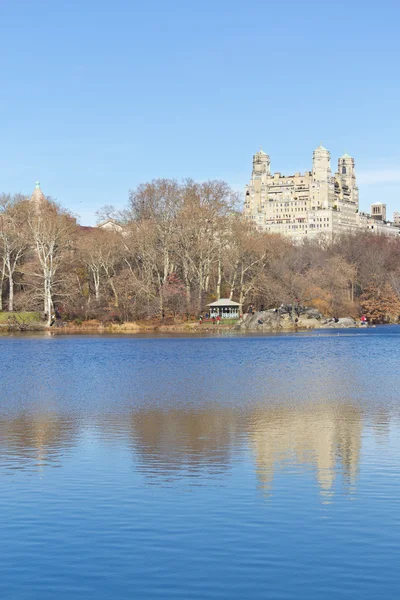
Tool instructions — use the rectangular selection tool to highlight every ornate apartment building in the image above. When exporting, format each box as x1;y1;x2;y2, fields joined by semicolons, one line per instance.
244;145;399;240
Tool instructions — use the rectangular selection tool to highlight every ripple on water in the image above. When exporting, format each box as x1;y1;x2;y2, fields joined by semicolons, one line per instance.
0;332;400;599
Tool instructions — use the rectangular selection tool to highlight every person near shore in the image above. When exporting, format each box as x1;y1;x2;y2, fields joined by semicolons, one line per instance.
216;315;221;325
199;315;203;325
212;316;216;324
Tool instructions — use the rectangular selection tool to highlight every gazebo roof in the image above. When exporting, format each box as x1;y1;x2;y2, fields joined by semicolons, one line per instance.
207;298;241;307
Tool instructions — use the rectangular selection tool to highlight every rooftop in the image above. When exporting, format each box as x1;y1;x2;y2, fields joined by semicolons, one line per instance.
207;298;242;307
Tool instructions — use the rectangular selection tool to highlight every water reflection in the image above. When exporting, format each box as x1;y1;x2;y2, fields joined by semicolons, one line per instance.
0;401;367;497
1;335;399;599
250;403;362;498
0;413;78;470
124;408;245;479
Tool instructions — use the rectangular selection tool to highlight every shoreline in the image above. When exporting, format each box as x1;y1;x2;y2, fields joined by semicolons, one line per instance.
0;320;380;336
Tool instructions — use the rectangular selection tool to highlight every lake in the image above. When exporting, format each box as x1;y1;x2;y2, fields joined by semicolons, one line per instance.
1;328;400;599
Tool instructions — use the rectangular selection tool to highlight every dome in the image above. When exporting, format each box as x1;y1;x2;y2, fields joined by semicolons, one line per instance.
340;152;352;159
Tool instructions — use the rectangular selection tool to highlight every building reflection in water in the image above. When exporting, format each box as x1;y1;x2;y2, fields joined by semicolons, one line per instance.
250;402;363;498
122;400;364;497
0;400;365;497
124;409;244;480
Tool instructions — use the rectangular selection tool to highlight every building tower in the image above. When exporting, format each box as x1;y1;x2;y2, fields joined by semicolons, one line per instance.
252;147;270;177
244;148;270;217
337;153;359;207
30;181;46;209
312;144;331;181
312;144;332;209
370;203;387;221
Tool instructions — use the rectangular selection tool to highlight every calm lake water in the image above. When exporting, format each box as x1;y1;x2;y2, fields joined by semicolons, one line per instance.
1;328;400;599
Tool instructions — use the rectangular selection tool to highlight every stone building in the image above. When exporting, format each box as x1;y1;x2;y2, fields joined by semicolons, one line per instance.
244;145;399;240
370;202;387;221
358;206;400;237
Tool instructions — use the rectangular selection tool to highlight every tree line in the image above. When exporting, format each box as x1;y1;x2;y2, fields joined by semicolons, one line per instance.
1;178;400;325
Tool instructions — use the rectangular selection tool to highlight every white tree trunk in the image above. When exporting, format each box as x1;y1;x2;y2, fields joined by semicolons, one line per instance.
0;256;5;311
216;257;222;300
91;267;100;301
5;254;13;312
8;272;13;312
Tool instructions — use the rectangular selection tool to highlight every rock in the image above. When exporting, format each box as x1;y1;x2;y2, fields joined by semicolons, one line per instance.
234;306;356;332
321;317;357;329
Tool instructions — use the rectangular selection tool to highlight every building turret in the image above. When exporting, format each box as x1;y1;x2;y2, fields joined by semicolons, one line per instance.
338;152;356;184
337;153;358;208
244;147;271;221
312;144;331;182
252;147;270;177
311;144;333;209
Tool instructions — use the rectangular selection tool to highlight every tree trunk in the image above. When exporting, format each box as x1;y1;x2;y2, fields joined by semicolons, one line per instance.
198;264;203;311
163;249;170;284
44;278;48;314
157;273;163;313
92;268;100;301
182;262;191;311
239;265;245;305
45;274;54;326
8;274;13;312
216;257;222;300
0;259;5;311
229;261;239;300
5;255;13;311
109;278;119;308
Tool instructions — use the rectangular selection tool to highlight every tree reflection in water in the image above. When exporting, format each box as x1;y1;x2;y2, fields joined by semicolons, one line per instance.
0;401;392;500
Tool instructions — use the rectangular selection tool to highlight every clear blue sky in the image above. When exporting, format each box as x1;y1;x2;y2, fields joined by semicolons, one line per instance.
1;0;399;224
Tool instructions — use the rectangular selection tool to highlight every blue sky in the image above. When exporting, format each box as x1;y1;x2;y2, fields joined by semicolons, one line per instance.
0;0;399;224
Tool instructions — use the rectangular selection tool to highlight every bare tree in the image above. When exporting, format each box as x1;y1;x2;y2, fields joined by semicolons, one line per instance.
0;194;29;311
24;200;77;325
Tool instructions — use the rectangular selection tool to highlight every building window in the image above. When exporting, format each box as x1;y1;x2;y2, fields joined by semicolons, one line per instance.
342;166;347;174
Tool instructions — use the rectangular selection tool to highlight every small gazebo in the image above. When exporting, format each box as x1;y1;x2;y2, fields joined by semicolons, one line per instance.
206;298;242;319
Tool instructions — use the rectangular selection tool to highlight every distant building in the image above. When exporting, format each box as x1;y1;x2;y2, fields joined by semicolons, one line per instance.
358;208;400;237
97;219;124;233
370;203;387;221
244;146;400;240
29;181;46;208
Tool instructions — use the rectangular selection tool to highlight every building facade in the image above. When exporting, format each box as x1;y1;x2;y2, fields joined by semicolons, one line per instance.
244;145;399;240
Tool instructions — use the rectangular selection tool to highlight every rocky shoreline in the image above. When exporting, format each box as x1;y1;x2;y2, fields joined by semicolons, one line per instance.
0;305;369;334
234;305;359;332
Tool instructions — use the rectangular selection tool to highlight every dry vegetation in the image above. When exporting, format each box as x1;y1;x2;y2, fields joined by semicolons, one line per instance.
1;179;400;326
